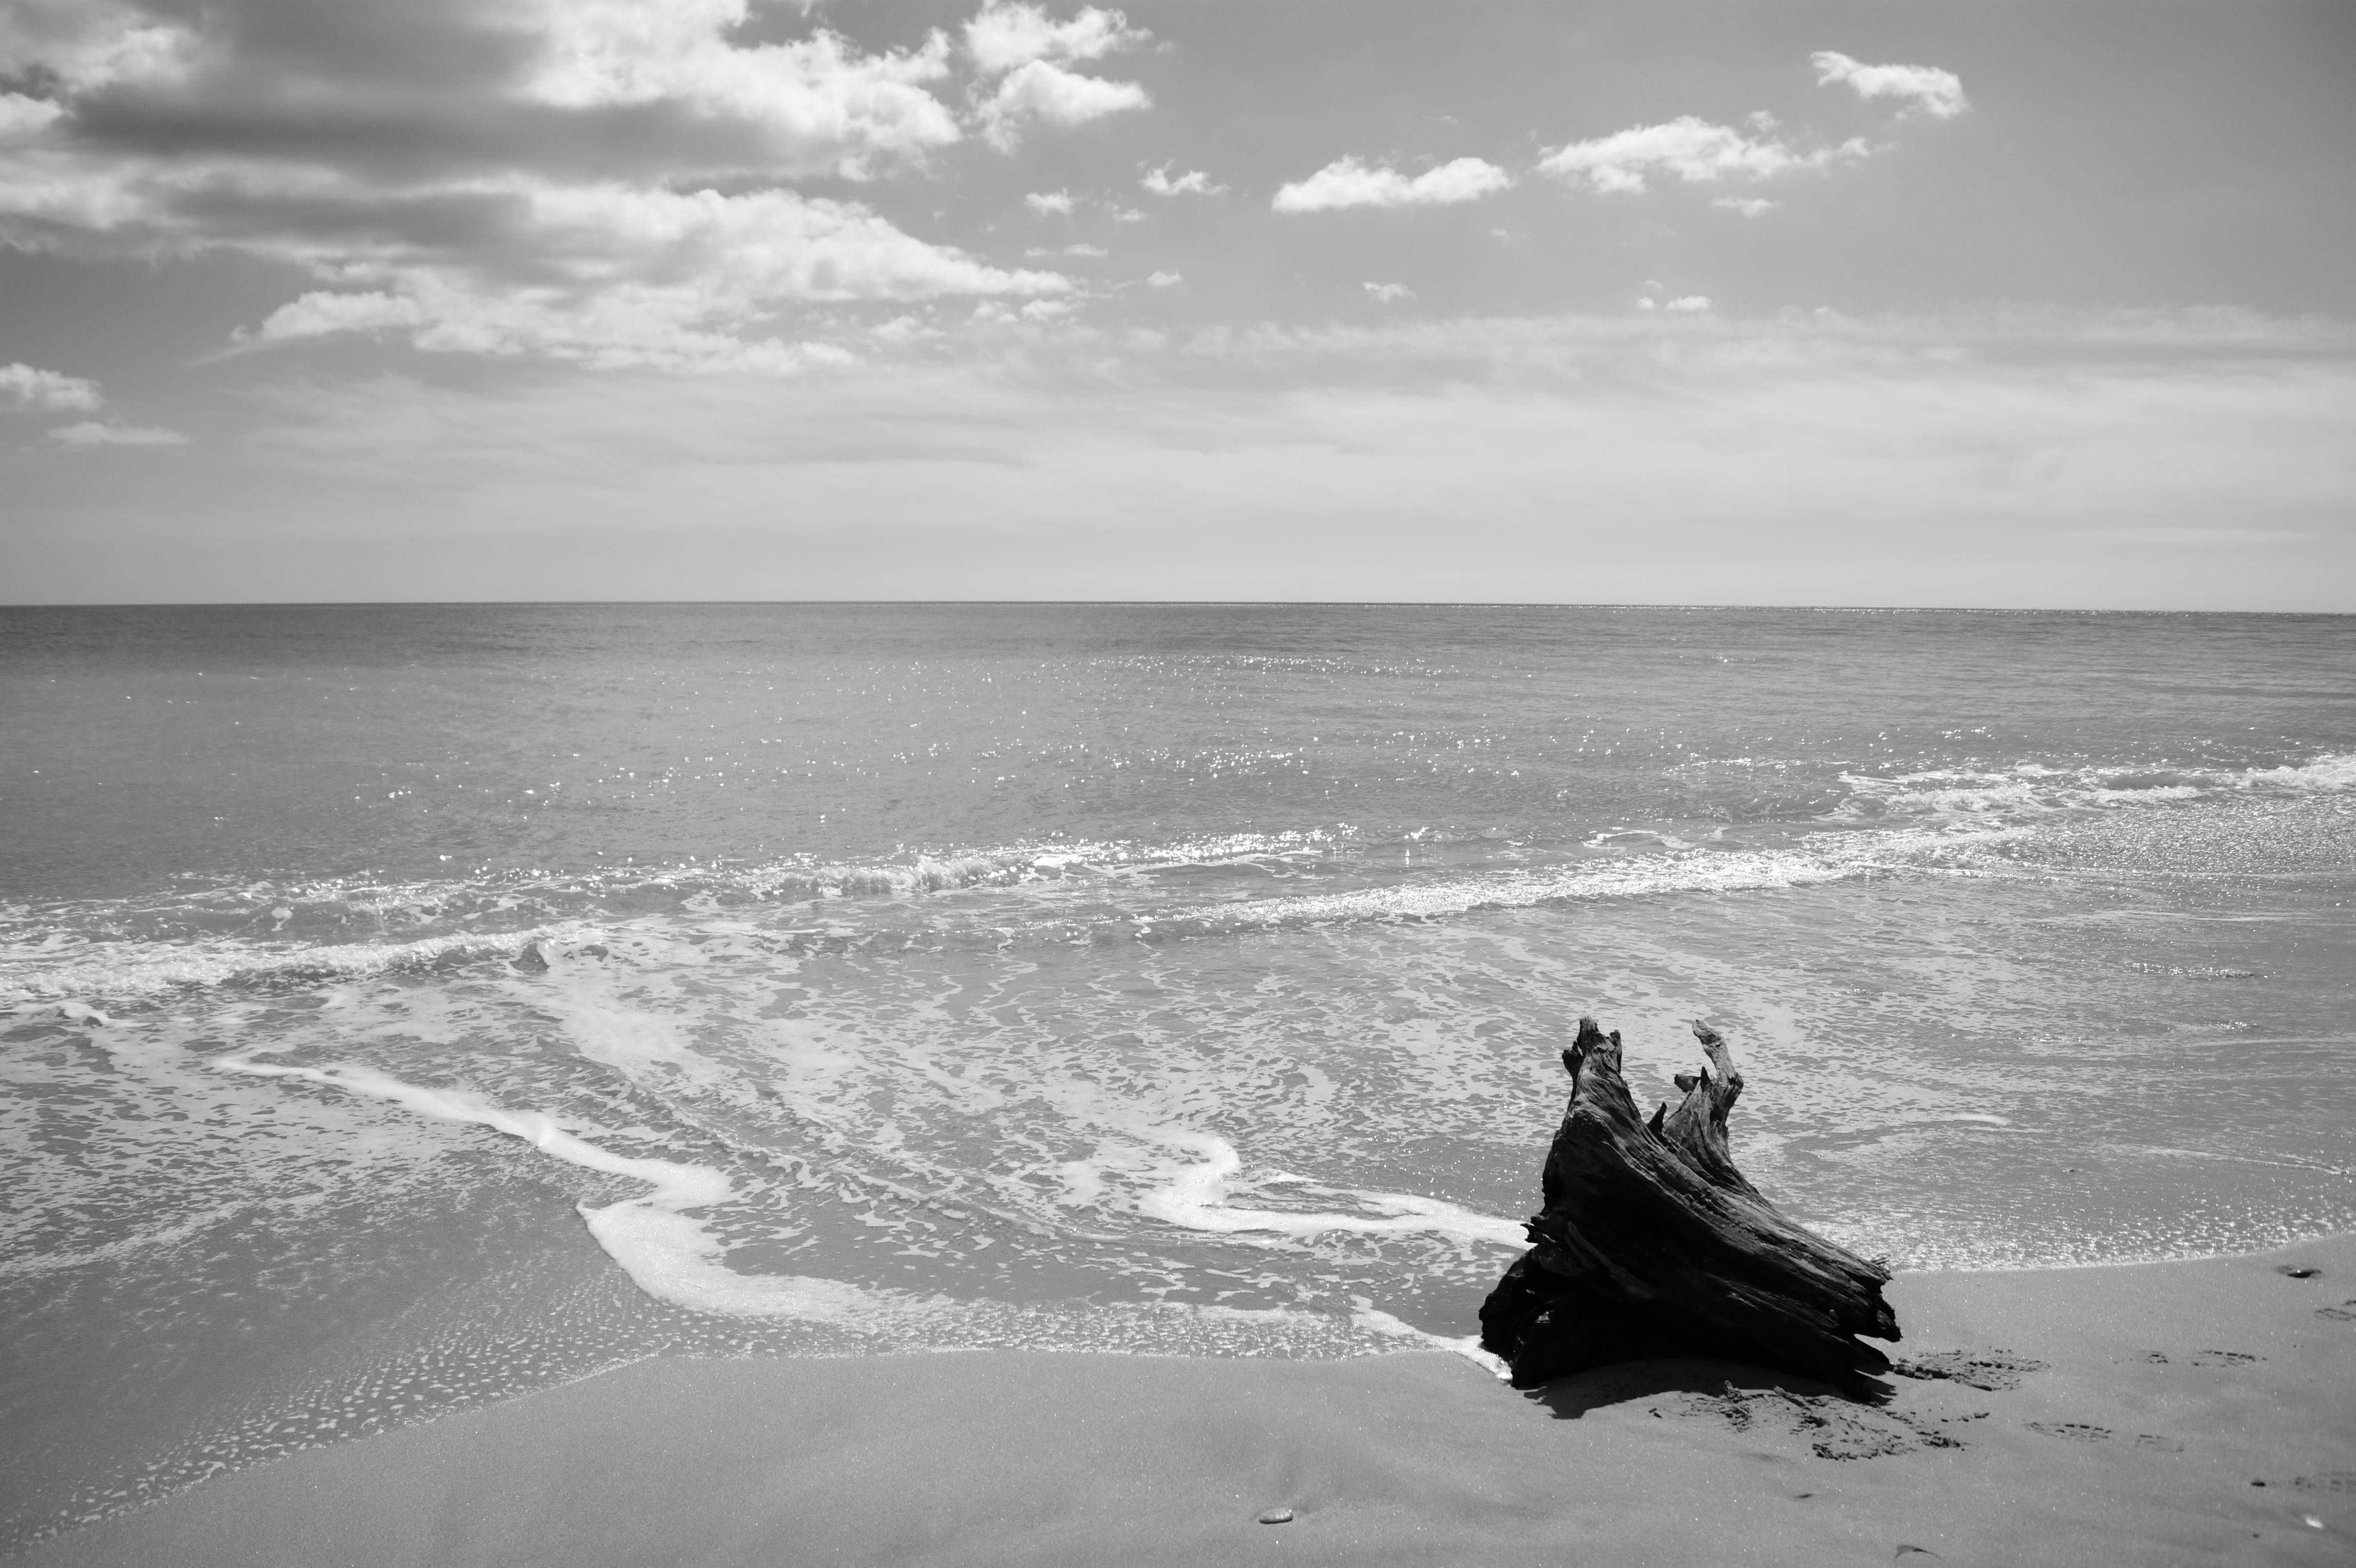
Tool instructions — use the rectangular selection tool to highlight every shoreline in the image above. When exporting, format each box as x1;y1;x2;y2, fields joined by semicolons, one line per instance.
12;1233;2355;1566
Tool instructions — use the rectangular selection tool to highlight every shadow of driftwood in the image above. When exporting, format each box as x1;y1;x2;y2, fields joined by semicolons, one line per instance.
1521;1356;1895;1419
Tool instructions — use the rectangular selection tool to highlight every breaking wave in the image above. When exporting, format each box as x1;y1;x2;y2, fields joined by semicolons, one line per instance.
1833;751;2356;824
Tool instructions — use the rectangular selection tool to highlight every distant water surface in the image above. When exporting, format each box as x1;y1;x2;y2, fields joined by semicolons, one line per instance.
3;603;2351;1545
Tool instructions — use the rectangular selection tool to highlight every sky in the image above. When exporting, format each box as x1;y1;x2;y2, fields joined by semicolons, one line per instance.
2;0;2352;607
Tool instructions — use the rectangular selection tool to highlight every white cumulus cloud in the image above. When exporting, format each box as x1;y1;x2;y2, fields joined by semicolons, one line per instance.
1811;51;1969;120
1147;269;1181;287
0;0;1121;373
523;0;960;177
1273;156;1513;213
976;59;1150;149
0;361;102;411
1363;281;1414;303
1142;164;1224;197
254;183;1066;373
964;2;1148;74
1662;295;1712;313
965;1;1150;149
1539;116;1866;193
1025;189;1076;215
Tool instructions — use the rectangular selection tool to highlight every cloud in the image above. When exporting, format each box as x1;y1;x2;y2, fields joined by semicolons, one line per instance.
2058;527;2318;547
1812;51;1969;120
1141;164;1224;197
0;359;185;449
0;362;103;411
1363;281;1414;303
964;2;1150;150
1025;189;1076;215
523;1;961;175
49;420;187;447
964;2;1148;73
1662;296;1712;313
1539;116;1868;193
0;92;65;140
250;184;1066;372
0;0;1083;370
48;308;2344;611
0;0;197;94
1273;156;1513;213
1147;270;1181;287
975;58;1150;149
970;297;1076;326
1712;197;1778;218
868;315;941;346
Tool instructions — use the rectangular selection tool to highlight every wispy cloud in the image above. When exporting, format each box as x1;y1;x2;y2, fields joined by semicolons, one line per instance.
0;0;197;95
134;308;2350;607
1539;116;1866;194
1812;51;1970;120
49;420;187;447
1363;281;1414;303
2057;527;2316;547
1025;190;1077;215
1142;164;1225;198
1273;156;1513;213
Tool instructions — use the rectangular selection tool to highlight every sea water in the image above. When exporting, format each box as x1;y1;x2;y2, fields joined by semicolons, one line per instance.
3;603;2351;1544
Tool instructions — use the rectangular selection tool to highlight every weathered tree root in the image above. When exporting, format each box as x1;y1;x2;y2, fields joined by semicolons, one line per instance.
1478;1017;1899;1393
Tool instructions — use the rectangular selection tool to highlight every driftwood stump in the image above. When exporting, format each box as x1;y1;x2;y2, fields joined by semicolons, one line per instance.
1477;1017;1899;1391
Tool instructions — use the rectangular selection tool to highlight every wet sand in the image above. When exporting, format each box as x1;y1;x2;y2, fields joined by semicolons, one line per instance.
15;1234;2355;1566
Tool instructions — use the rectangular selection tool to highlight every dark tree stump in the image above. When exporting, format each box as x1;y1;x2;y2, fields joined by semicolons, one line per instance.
1478;1016;1899;1391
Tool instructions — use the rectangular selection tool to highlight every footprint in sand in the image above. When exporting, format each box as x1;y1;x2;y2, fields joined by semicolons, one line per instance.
2314;1302;2356;1322
2293;1472;2356;1494
2134;1434;2185;1453
2188;1349;2263;1366
1891;1350;2048;1392
1677;1388;1969;1461
2026;1421;2113;1443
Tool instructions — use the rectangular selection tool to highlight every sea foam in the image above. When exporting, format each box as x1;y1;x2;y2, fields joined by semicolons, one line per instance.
211;1056;893;1323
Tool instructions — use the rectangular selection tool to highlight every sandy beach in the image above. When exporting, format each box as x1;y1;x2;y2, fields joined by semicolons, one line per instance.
14;1232;2352;1567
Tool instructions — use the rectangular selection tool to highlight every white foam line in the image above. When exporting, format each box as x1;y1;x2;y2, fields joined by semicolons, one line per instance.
0;926;588;1008
1138;1135;1527;1248
1350;1299;1514;1379
1204;828;2019;930
212;1056;886;1323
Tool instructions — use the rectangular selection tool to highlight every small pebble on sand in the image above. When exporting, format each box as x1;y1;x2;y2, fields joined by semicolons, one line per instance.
1258;1507;1295;1524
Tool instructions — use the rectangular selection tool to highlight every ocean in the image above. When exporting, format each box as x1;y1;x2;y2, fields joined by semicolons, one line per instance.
3;602;2351;1546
